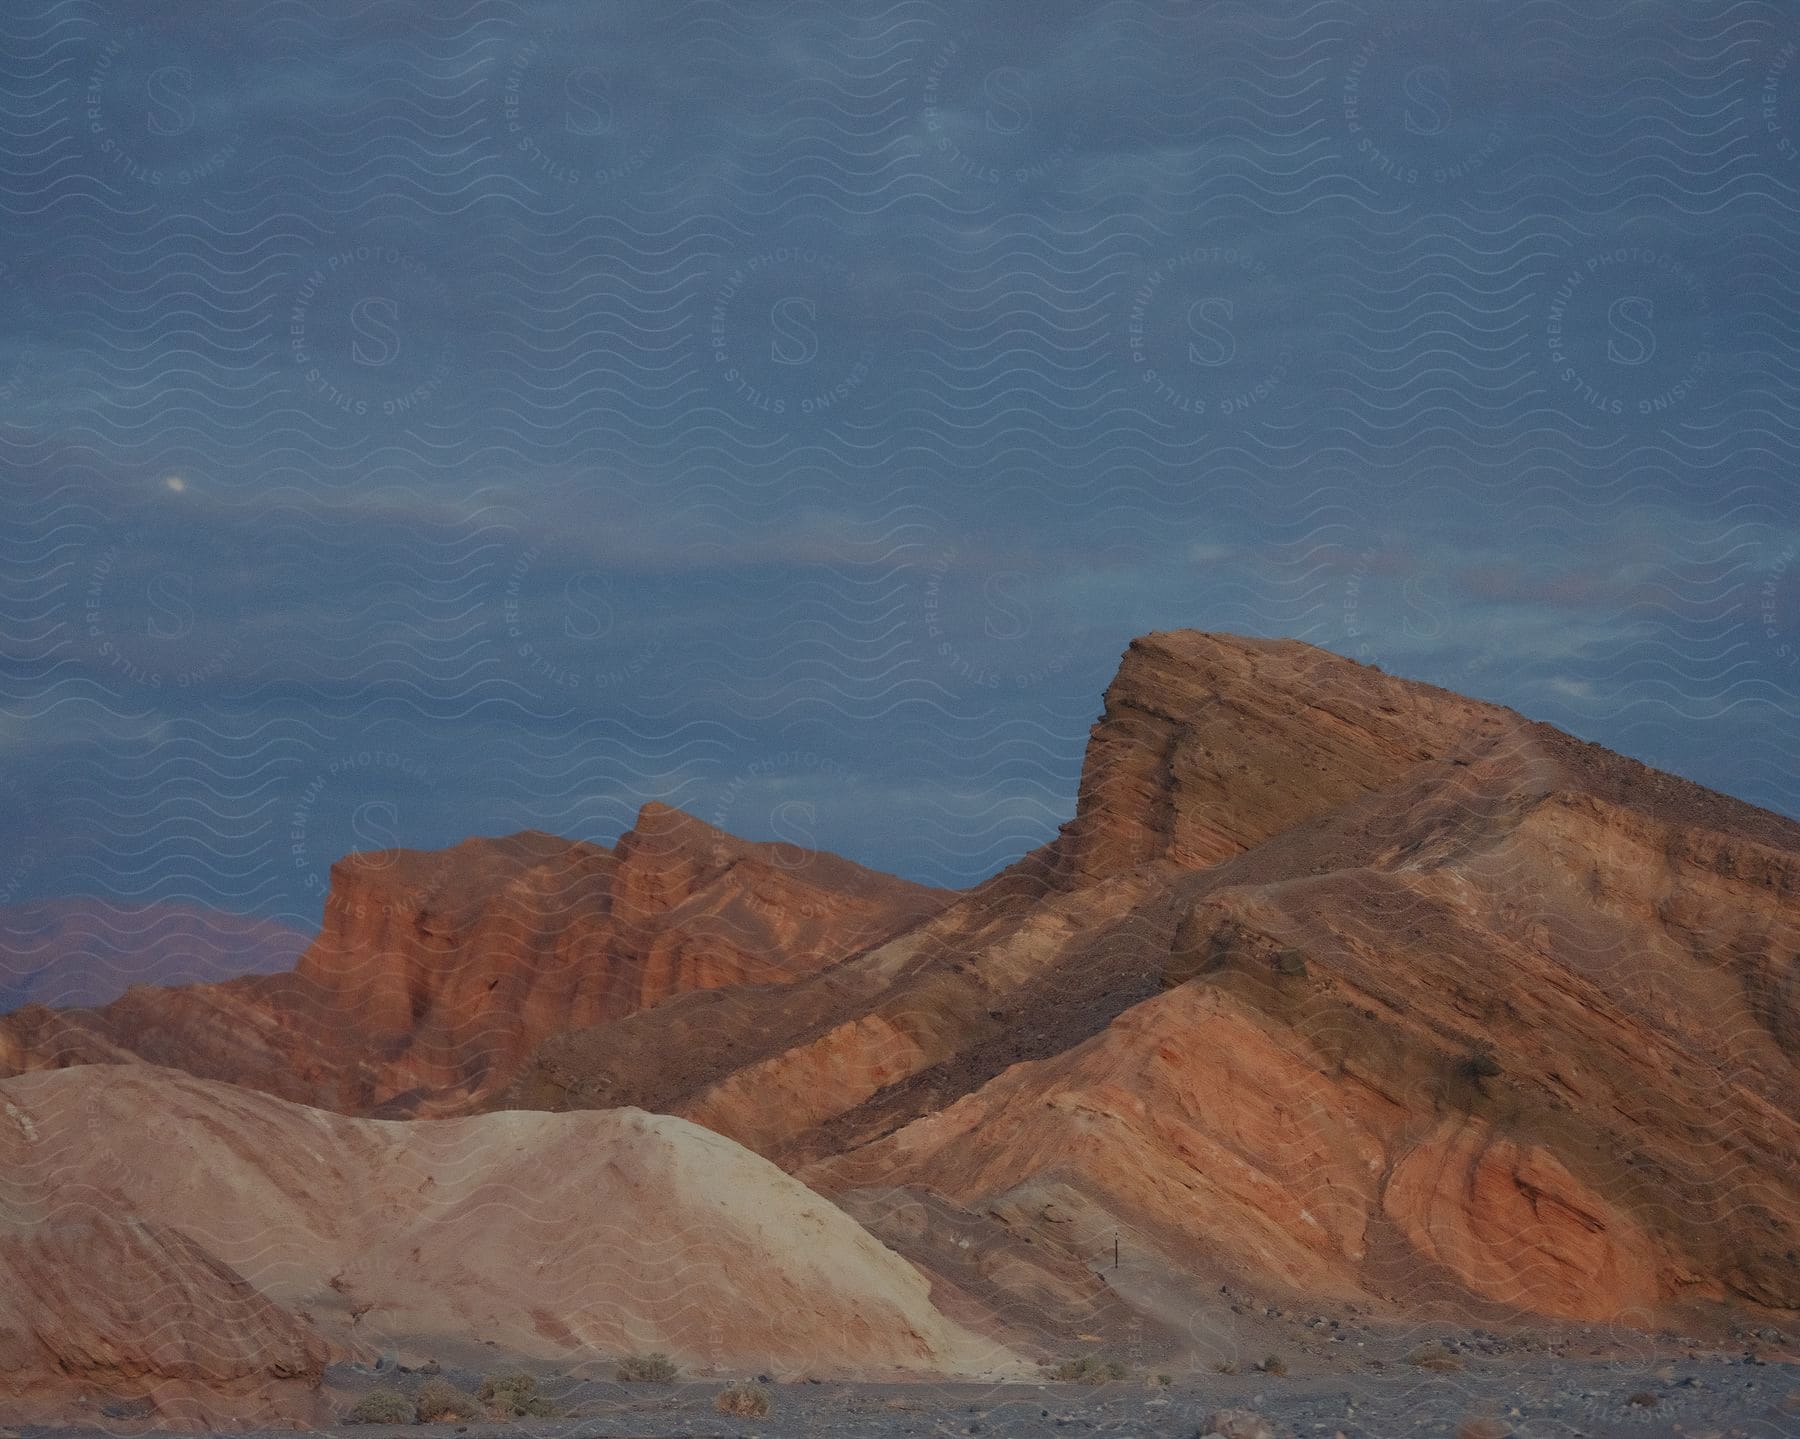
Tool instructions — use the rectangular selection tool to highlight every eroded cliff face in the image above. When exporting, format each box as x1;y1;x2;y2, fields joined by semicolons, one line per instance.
0;805;950;1115
508;632;1800;1332
1038;632;1513;884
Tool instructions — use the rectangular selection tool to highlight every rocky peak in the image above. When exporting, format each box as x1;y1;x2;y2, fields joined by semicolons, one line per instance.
1044;631;1520;885
610;802;747;915
0;807;952;1116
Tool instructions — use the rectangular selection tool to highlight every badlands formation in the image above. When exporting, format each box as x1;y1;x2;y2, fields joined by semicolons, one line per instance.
1;632;1795;1426
0;1066;1012;1427
0;810;947;1115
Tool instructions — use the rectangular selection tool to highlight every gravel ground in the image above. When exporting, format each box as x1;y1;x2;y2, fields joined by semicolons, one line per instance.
11;1339;1794;1439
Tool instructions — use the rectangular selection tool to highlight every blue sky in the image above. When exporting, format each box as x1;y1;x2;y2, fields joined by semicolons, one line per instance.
3;0;1799;925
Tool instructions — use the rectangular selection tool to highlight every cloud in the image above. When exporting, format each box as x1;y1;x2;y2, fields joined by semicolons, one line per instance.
0;0;1795;914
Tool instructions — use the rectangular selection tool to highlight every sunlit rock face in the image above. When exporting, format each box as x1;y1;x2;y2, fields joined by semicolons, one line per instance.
0;808;950;1115
516;631;1800;1329
7;630;1796;1381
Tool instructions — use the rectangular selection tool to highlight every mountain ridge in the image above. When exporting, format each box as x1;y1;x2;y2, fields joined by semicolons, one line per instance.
507;630;1800;1329
2;629;1794;1429
0;804;949;1114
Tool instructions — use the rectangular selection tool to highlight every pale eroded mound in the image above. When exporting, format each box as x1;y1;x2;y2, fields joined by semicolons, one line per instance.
0;1065;1018;1425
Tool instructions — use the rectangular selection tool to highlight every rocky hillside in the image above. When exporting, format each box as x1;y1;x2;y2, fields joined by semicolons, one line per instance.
6;630;1794;1410
0;805;949;1115
506;632;1800;1333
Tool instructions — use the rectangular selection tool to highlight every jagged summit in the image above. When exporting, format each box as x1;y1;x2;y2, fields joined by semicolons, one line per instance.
1040;630;1523;884
507;631;1800;1330
0;803;950;1115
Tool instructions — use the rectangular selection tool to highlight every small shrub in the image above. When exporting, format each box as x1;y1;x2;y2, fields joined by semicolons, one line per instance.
345;1388;416;1425
478;1372;561;1417
1256;1353;1287;1376
1155;1373;1173;1386
1273;949;1308;977
414;1378;478;1422
1406;1342;1463;1372
478;1371;530;1410
715;1383;771;1417
1626;1391;1660;1408
1050;1354;1126;1384
1214;1359;1239;1375
615;1352;679;1384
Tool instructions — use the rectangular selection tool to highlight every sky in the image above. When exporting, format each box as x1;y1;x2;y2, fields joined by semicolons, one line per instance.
3;0;1799;928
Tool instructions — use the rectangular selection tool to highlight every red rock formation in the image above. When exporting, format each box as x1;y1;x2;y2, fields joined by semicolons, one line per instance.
0;805;949;1114
0;1214;330;1429
508;632;1800;1333
1038;632;1511;883
8;631;1796;1365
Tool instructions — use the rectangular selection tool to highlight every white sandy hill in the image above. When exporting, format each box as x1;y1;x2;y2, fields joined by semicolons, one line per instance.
0;1065;1019;1426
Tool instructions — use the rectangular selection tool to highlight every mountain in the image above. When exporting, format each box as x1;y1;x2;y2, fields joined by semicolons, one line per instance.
504;632;1799;1334
0;900;307;1011
0;1064;1016;1426
6;629;1795;1403
0;807;949;1115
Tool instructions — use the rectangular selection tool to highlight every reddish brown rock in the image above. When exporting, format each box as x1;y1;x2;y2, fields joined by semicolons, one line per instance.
0;805;949;1115
0;1214;329;1429
1038;632;1510;884
8;630;1796;1365
509;632;1800;1334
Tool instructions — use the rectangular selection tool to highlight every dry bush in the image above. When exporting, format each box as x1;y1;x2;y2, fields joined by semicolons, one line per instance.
615;1352;679;1383
477;1371;561;1417
714;1382;771;1417
1406;1342;1464;1372
1051;1354;1126;1384
1458;1051;1502;1082
413;1378;477;1422
345;1388;416;1425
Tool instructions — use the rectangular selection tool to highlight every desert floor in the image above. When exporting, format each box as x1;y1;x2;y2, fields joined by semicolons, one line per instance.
13;1325;1794;1439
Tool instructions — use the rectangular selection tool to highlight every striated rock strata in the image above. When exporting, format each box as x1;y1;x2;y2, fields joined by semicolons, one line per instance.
0;805;948;1115
509;632;1800;1334
8;630;1795;1383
